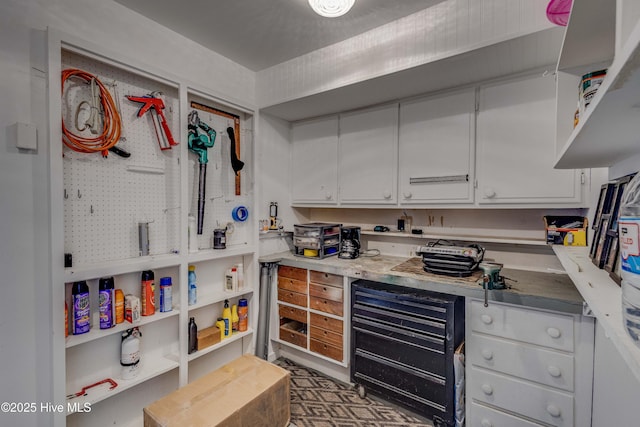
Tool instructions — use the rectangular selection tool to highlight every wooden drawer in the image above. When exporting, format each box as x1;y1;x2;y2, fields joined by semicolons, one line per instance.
310;295;343;316
469;402;545;427
309;282;343;302
469;367;573;427
309;270;342;287
278;289;308;308
279;320;307;348
469;299;574;352
278;265;307;281
310;325;343;347
310;312;343;334
310;338;342;362
279;304;307;324
468;333;574;392
277;276;307;294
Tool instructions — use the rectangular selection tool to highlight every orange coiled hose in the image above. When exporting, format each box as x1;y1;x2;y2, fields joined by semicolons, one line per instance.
61;68;122;156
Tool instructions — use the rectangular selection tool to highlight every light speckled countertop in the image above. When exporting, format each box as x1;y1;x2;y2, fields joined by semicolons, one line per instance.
260;251;584;314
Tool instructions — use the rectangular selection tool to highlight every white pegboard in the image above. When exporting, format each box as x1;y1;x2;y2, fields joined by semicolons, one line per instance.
62;50;181;265
187;94;253;251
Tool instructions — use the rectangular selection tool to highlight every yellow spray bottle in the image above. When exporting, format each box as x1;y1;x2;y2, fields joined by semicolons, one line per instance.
222;299;232;338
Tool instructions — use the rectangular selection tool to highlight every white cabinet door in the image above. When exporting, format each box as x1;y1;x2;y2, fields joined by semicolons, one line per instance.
398;89;475;204
476;74;583;204
338;104;398;204
291;117;339;205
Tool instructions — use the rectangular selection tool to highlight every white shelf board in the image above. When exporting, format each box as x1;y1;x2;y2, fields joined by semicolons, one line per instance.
553;246;640;382
66;355;179;415
186;244;255;263
361;230;548;246
64;253;181;282
187;287;253;311
187;329;253;362
555;16;640;169
66;310;179;348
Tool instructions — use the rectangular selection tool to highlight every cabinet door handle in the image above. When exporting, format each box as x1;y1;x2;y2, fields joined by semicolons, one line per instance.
546;404;561;417
547;365;562;378
481;349;493;360
403;191;412;199
481;314;493;325
325;192;333;200
483;187;496;198
383;190;392;199
547;327;561;339
481;384;493;395
481;419;493;427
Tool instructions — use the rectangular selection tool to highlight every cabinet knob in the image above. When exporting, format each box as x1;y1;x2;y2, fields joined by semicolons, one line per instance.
483;187;496;198
325;192;333;200
383;190;392;199
481;314;493;325
481;419;493;427
481;349;493;360
546;327;561;339
547;365;562;378
403;191;412;199
481;384;493;395
546;404;561;417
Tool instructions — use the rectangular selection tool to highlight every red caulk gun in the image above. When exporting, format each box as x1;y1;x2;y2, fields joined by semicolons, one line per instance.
126;91;179;150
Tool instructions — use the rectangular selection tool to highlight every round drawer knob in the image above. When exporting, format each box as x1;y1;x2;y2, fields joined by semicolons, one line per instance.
481;349;494;360
484;187;496;198
325;192;333;200
403;192;412;199
481;314;493;325
383;190;392;199
546;404;561;417
481;384;493;395
481;419;493;427
547;365;562;378
547;327;561;339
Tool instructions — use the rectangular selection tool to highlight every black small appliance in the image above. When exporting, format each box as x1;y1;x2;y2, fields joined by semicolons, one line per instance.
339;226;361;259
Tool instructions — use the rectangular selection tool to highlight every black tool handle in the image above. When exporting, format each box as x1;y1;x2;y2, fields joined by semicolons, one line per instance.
197;163;206;234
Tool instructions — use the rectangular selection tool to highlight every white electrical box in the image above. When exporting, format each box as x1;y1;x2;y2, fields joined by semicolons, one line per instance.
10;122;37;151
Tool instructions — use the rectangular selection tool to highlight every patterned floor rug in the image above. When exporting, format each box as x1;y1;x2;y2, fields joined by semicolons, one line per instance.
274;358;434;427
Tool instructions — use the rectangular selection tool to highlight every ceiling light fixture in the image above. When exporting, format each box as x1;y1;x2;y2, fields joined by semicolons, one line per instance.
308;0;355;18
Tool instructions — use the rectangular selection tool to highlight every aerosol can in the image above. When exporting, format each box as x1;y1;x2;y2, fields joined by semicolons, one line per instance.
121;327;141;380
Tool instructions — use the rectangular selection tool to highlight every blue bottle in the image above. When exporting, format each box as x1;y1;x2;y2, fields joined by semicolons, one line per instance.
188;265;197;306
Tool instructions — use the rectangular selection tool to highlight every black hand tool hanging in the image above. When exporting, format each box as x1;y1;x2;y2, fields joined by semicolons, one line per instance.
188;111;216;234
226;126;244;176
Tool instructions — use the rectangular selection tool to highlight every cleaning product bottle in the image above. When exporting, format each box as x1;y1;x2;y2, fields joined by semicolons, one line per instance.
115;289;125;324
188;265;197;306
159;277;172;312
238;298;248;332
188;317;198;354
215;317;225;341
231;303;239;334
620;172;640;346
224;268;235;292
222;299;232;338
99;277;115;329
71;281;90;335
141;270;155;316
121;327;141;379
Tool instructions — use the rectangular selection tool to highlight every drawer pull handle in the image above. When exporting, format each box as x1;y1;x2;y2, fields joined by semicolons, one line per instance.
547;327;561;339
546;404;561;417
547;365;562;378
481;384;493;395
481;349;493;360
481;314;493;325
481;420;493;427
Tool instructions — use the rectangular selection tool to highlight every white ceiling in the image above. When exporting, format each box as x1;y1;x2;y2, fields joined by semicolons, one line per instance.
113;0;441;71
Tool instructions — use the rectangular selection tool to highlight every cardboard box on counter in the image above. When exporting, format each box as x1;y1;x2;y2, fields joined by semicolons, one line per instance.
143;354;290;427
544;216;588;246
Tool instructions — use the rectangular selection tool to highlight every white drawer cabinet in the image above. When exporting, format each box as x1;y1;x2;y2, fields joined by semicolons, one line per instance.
466;299;594;427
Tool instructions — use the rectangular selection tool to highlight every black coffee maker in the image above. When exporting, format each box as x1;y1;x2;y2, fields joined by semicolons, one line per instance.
339;226;361;259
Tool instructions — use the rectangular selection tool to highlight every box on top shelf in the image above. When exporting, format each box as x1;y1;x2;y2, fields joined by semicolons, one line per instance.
544;216;588;246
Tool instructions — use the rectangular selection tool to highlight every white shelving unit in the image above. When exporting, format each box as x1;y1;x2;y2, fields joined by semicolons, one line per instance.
45;29;257;427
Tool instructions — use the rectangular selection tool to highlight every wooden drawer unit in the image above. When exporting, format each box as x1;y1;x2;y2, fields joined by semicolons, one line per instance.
280;320;307;348
309;282;343;302
310;312;343;334
278;265;307;281
310;325;343;348
279;304;307;324
469;299;574;352
278;276;307;294
310;338;343;362
278;289;308;308
310;296;343;316
310;270;342;286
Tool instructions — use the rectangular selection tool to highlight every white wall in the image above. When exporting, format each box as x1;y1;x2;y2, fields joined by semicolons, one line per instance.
0;1;255;426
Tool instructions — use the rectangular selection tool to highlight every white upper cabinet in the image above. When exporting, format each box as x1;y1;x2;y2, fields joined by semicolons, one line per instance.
476;73;583;205
338;104;398;204
291;117;339;205
398;89;475;204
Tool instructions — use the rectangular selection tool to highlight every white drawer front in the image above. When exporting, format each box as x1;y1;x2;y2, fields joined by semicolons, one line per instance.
470;300;574;352
468;333;574;392
469;367;573;427
469;402;545;427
